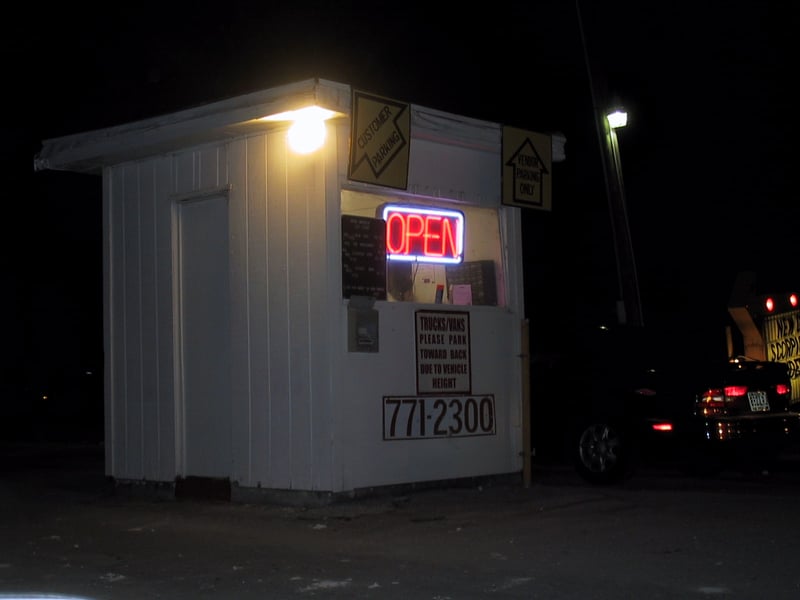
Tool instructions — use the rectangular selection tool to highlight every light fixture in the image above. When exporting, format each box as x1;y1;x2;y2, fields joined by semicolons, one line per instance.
606;109;628;129
259;106;340;154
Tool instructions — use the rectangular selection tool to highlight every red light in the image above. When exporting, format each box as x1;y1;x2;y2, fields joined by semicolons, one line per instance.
702;388;724;402
724;385;748;397
790;293;798;308
700;389;726;415
382;205;464;264
777;384;791;395
651;422;673;432
765;296;775;312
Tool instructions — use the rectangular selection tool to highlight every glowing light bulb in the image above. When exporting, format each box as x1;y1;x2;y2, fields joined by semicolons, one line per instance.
287;114;327;154
259;106;338;154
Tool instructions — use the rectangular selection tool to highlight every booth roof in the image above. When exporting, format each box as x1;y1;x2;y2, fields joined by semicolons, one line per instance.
34;77;565;176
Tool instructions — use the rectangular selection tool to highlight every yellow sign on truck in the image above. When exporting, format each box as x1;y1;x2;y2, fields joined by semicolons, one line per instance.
764;310;800;403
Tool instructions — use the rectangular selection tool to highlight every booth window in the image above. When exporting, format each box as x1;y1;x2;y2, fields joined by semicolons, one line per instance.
342;190;505;306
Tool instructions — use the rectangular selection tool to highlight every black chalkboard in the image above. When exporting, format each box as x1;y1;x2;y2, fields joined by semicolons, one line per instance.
341;215;387;299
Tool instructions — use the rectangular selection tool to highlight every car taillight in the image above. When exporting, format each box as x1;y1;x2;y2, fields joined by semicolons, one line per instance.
776;383;790;396
651;422;673;432
725;385;748;397
699;388;730;416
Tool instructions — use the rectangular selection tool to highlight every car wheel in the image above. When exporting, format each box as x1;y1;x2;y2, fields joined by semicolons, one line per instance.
574;421;630;484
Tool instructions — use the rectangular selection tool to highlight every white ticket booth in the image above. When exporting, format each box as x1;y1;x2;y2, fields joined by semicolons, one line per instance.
34;78;562;502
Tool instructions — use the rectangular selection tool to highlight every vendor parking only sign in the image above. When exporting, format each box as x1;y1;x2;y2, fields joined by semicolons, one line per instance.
415;310;471;394
502;126;552;211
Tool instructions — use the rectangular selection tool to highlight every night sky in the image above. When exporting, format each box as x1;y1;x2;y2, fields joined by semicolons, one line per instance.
3;1;797;388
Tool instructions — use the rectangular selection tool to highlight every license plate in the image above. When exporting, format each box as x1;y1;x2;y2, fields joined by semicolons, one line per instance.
747;391;770;412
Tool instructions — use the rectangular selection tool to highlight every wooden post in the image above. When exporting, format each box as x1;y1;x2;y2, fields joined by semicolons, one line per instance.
521;319;532;487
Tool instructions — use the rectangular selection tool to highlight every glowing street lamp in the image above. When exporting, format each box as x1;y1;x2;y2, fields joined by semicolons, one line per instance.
606;109;628;129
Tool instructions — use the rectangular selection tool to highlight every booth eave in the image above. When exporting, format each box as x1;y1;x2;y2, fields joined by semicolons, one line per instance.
33;78;352;175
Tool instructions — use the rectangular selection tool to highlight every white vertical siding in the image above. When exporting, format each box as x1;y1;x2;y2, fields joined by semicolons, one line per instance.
264;132;292;488
228;136;251;485
232;129;335;491
122;164;143;478
285;148;323;490
102;171;113;476
306;128;335;492
138;164;158;479
153;159;177;482
285;155;312;487
335;302;523;492
107;130;336;489
108;165;127;477
109;160;177;481
327;121;353;493
242;134;269;486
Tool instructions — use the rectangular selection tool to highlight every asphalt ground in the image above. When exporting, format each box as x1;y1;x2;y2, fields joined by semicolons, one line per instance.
2;442;800;599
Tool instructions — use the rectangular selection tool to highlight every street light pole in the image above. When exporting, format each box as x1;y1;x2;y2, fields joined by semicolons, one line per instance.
604;113;644;327
576;0;644;327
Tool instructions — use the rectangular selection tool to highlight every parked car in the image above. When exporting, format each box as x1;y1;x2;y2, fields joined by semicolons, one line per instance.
531;323;799;484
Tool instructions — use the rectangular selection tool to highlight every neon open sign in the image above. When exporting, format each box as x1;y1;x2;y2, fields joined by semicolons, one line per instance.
381;205;464;264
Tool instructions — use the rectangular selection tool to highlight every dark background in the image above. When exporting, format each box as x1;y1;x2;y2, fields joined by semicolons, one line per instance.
2;1;797;441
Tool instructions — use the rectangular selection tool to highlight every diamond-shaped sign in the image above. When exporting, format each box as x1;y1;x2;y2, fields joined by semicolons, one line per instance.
348;90;410;190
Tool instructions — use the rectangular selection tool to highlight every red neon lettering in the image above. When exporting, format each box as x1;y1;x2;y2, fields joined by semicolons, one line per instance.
441;218;458;258
423;216;444;257
404;214;425;256
386;213;406;254
384;209;461;260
